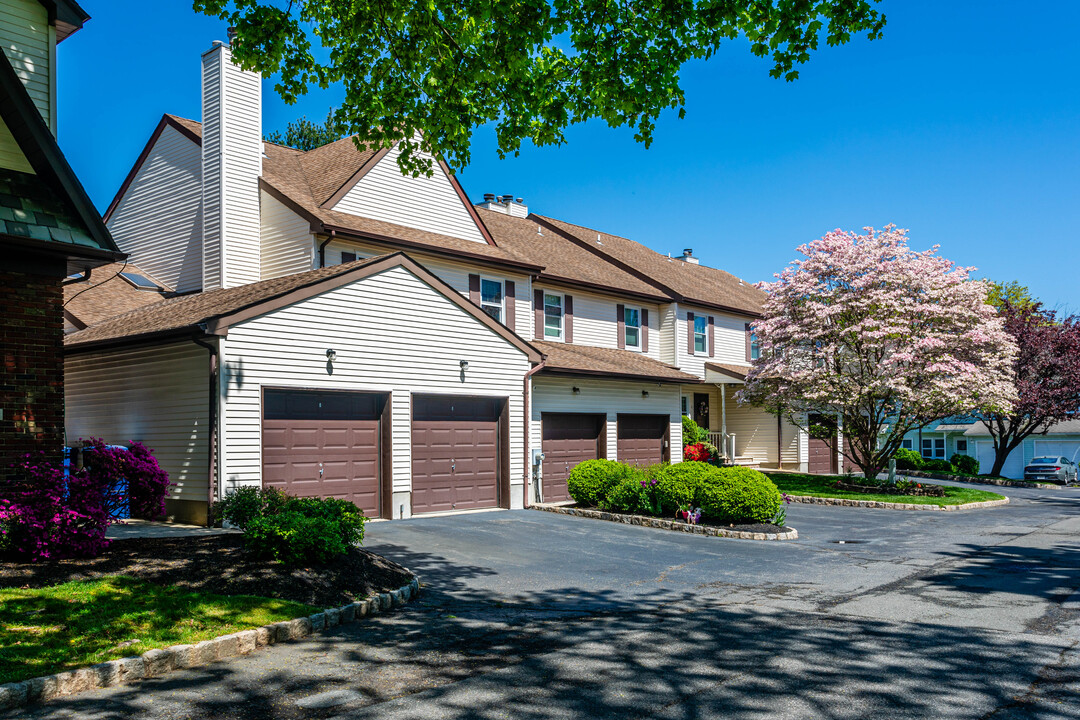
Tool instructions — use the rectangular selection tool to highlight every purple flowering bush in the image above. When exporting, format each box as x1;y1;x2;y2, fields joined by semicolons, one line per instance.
0;441;171;562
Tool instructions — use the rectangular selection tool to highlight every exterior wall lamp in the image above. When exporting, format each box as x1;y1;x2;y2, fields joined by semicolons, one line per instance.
641;390;649;398
326;348;337;361
459;359;469;371
572;386;580;395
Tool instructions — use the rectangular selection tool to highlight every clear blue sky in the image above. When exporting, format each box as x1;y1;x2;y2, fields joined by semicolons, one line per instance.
58;1;1079;311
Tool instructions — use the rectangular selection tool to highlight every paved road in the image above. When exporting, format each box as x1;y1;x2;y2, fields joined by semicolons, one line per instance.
10;482;1080;719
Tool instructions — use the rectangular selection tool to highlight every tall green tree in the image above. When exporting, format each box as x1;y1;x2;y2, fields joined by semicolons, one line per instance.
195;0;886;175
265;111;345;151
986;280;1037;312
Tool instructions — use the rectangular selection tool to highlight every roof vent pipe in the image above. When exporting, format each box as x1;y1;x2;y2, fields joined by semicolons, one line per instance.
483;193;495;202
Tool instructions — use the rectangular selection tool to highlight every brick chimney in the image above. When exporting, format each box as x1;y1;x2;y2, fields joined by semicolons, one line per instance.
201;39;262;290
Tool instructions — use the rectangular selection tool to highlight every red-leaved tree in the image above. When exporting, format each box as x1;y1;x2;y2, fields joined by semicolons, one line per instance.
981;301;1080;476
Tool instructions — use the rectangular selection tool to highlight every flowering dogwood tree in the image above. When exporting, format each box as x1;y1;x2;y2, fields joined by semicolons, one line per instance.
979;298;1080;477
740;225;1018;479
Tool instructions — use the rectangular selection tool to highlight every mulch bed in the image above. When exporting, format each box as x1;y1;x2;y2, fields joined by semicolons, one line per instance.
0;535;413;608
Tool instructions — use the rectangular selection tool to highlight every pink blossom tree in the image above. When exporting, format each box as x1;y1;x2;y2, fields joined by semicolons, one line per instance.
740;225;1018;479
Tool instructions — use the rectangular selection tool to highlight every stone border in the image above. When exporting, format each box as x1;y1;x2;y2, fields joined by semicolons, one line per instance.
532;503;797;540
900;470;1058;490
785;494;1009;512
0;576;420;711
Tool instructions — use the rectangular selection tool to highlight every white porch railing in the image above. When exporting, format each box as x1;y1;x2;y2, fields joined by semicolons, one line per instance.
706;431;736;463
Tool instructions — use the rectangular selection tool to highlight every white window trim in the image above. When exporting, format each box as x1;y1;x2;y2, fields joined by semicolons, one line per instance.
479;275;505;324
624;305;643;352
922;437;945;459
543;291;564;342
692;314;708;356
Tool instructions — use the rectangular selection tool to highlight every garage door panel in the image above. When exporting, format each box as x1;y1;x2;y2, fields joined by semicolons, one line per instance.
411;395;503;514
542;414;604;503
1033;441;1080;463
261;390;386;518
617;415;668;468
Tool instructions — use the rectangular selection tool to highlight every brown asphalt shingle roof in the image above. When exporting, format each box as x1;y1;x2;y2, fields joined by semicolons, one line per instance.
535;341;701;383
704;362;749;382
64;263;170;328
477;209;668;301
538;216;766;317
66;255;393;347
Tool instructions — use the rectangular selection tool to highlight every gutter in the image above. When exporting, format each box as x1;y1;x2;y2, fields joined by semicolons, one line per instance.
191;332;219;523
522;358;547;506
318;229;336;268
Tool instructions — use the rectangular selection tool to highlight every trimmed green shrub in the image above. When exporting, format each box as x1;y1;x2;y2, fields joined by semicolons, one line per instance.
951;453;979;475
694;466;782;523
600;471;658;515
567;459;638;506
923;458;953;472
893;448;924;471
652;461;724;513
211;486;290;530
681;415;707;446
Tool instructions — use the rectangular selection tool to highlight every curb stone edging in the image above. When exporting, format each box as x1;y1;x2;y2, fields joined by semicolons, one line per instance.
0;576;421;711
785;495;1010;511
900;470;1057;490
531;503;797;540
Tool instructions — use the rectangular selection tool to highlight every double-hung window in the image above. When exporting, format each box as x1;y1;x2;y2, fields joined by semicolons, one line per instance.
544;293;563;340
749;331;761;360
624;306;641;350
956;439;968;454
480;278;503;322
901;438;913;451
922;438;945;459
693;315;708;354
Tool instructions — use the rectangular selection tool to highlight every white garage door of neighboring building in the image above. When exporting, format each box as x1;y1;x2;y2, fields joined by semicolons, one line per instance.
975;440;1024;479
1033;441;1080;464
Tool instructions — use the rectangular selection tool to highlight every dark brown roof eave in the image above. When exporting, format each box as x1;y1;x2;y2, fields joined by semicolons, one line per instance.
539;366;703;385
683;298;762;319
320;224;544;274
64;327;203;354
536;273;671;304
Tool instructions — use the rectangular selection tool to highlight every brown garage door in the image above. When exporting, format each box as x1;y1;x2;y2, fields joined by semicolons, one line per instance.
412;395;503;514
617;414;669;467
542;413;605;503
262;389;387;517
807;414;838;475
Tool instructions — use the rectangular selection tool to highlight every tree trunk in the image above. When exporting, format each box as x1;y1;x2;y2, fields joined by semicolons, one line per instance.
990;443;1018;478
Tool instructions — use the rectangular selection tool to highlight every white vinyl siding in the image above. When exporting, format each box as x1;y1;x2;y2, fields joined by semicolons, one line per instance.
659;303;678;366
0;116;33;173
219;265;531;501
107;124;203;292
711;385;801;469
677;306;754;378
65;342;210;505
531;376;682;468
201;44;262;290
331;143;487;244
532;285;662;360
0;0;52;130
260;189;314;279
322;238;533;333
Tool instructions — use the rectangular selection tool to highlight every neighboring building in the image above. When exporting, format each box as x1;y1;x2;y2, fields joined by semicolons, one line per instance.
0;0;123;479
893;417;1080;479
63;40;810;523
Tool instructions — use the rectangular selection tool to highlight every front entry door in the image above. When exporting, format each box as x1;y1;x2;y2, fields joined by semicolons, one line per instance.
693;393;710;430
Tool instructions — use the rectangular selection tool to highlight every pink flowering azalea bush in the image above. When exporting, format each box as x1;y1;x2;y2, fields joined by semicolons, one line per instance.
741;225;1018;479
0;440;171;562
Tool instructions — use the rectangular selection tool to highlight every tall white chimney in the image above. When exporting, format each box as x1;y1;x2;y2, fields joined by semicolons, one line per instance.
201;39;262;290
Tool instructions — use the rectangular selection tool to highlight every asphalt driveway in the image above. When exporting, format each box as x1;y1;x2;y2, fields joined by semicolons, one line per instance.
9;482;1080;719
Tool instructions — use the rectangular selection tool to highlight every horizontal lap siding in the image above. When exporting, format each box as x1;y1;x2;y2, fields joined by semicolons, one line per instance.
220;266;530;497
332;144;487;244
535;285;661;361
677;306;751;377
108;125;204;292
325;239;532;332
260;190;314;279
65;342;210;503
219;59;262;287
721;385;800;468
531;377;682;467
0;117;32;174
0;0;51;128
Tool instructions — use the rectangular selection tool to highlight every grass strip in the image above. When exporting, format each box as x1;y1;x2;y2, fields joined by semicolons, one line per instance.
768;472;1006;507
0;575;317;684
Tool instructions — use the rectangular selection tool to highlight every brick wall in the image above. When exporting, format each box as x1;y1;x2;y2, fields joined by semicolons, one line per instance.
0;270;64;480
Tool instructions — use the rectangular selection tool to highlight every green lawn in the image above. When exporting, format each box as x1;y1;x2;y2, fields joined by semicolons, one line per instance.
767;472;1006;507
0;576;317;684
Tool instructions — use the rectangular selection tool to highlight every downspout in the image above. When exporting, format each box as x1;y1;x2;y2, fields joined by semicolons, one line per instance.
522;359;547;506
192;333;218;525
777;412;784;471
318;230;337;268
